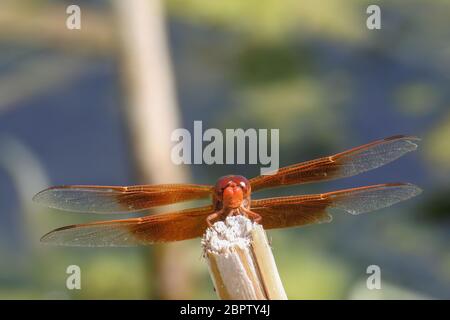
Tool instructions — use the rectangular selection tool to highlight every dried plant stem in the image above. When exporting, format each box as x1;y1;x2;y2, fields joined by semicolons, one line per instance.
203;216;287;300
113;0;192;299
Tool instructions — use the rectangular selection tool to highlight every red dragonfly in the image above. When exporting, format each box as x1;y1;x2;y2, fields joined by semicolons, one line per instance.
34;135;421;247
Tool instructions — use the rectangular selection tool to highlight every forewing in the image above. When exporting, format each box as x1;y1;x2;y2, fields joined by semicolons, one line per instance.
33;184;213;213
250;135;420;191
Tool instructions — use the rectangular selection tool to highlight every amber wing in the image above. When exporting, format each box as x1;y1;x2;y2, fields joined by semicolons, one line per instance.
33;184;213;213
40;205;214;246
251;183;422;230
250;135;420;192
40;183;421;246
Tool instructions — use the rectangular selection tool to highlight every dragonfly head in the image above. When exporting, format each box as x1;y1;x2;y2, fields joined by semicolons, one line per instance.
214;175;251;209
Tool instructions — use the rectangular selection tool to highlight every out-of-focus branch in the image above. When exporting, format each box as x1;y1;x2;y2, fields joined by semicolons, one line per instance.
113;0;192;299
0;1;115;55
0;135;50;249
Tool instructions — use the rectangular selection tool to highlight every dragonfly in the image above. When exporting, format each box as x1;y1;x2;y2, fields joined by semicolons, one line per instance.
34;135;422;247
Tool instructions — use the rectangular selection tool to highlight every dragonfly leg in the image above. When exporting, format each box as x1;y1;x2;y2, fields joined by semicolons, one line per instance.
206;211;221;228
232;209;241;216
241;207;262;224
206;209;226;234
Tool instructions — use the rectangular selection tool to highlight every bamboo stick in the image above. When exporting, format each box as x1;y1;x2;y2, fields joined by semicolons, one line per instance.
202;216;288;300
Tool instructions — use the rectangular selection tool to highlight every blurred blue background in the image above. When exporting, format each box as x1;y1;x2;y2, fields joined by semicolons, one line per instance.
0;0;449;299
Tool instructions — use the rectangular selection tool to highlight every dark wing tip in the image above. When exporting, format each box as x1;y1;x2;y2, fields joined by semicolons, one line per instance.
329;182;422;216
384;135;421;153
385;182;423;195
32;188;50;204
39;223;120;247
384;135;421;142
33;186;69;203
40;224;76;245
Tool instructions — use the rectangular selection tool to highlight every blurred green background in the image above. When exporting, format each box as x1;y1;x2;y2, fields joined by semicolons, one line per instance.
0;0;449;299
